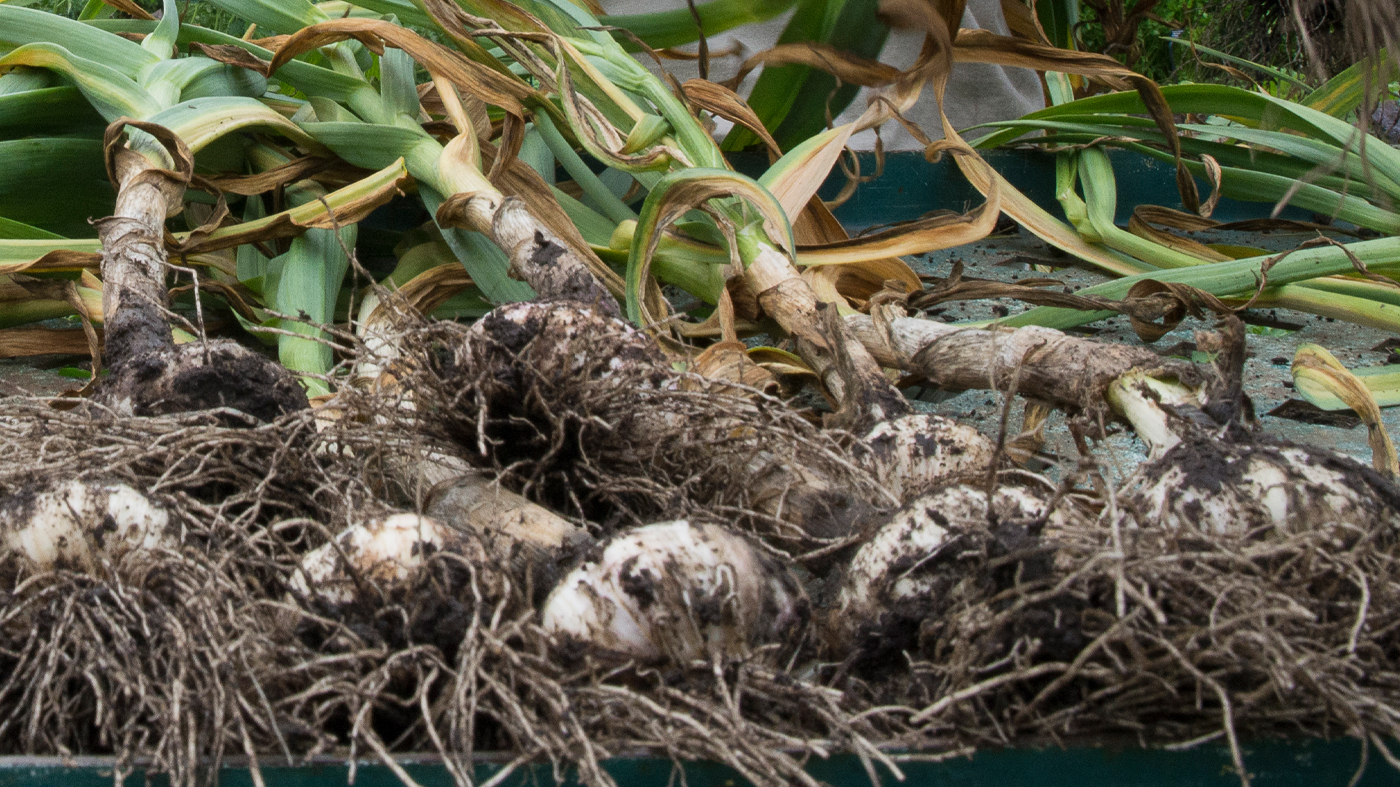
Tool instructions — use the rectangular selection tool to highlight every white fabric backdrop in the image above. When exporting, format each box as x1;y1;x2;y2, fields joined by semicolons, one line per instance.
600;0;1046;149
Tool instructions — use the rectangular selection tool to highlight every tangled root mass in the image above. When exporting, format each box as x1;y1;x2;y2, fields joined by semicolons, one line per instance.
4;306;1400;786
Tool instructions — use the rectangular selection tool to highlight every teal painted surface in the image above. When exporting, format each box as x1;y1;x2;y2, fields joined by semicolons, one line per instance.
730;150;1312;230
0;739;1391;786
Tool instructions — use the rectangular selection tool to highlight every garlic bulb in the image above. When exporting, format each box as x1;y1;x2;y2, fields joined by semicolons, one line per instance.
1121;433;1400;536
865;414;996;501
833;483;1067;649
292;513;486;606
468;300;665;388
0;480;174;571
541;521;809;664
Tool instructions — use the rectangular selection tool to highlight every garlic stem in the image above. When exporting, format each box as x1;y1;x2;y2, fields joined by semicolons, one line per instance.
1105;372;1201;459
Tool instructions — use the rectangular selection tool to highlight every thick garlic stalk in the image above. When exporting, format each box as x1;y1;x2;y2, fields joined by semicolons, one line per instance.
541;521;809;664
846;313;1206;425
427;472;594;601
427;472;590;552
1105;372;1201;460
0;480;174;572
96;121;306;421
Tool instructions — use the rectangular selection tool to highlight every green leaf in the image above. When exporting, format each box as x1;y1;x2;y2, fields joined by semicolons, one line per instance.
179;62;269;101
502;0;612;46
1303;49;1394;117
1075;148;1202;269
273;224;355;396
998;83;1400;189
308;113;533;304
1178;122;1400;200
0;299;81;330
552;188;619;247
141;56;235;104
628;167;794;325
149;96;322;153
721;0;837;152
0;42;161;119
1000;235;1400;331
418;182;536;304
978;117;1385;197
1116;139;1400;234
535;111;636;224
382;239;454;287
599;0;797;50
91;20;375;105
376;45;419;125
77;0;113;22
0;3;159;77
519;123;555;185
977;117;1400;232
308;96;358;122
1161;37;1311;90
142;0;181;60
198;0;328;36
1296;361;1400;410
0;217;64;240
236;194;270;291
0;138;111;236
1037;0;1078;50
770;0;889;150
336;0;432;28
0;85;104;136
299;120;435;171
0;65;53;93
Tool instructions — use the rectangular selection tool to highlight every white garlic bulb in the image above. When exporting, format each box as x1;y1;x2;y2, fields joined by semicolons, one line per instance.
292;513;485;606
834;483;1066;648
541;521;809;664
0;480;174;571
1121;434;1400;536
864;414;996;501
468;300;664;387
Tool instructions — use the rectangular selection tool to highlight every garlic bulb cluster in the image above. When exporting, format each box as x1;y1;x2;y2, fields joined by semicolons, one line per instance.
0;480;174;572
541;521;809;664
292;513;486;606
1120;434;1400;536
865;414;996;501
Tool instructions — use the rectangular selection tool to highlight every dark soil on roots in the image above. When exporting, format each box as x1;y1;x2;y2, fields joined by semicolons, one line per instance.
97;341;308;423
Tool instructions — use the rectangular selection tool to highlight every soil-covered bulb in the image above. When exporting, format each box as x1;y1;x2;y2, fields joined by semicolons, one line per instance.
864;414;996;501
832;482;1079;661
466;300;667;391
292;513;489;607
1120;432;1400;536
0;480;175;572
541;520;810;665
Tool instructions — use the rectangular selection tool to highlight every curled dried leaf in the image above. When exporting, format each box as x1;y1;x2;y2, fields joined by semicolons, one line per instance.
266;19;533;120
682;79;781;160
1294;344;1399;476
175;159;409;255
686;340;782;397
